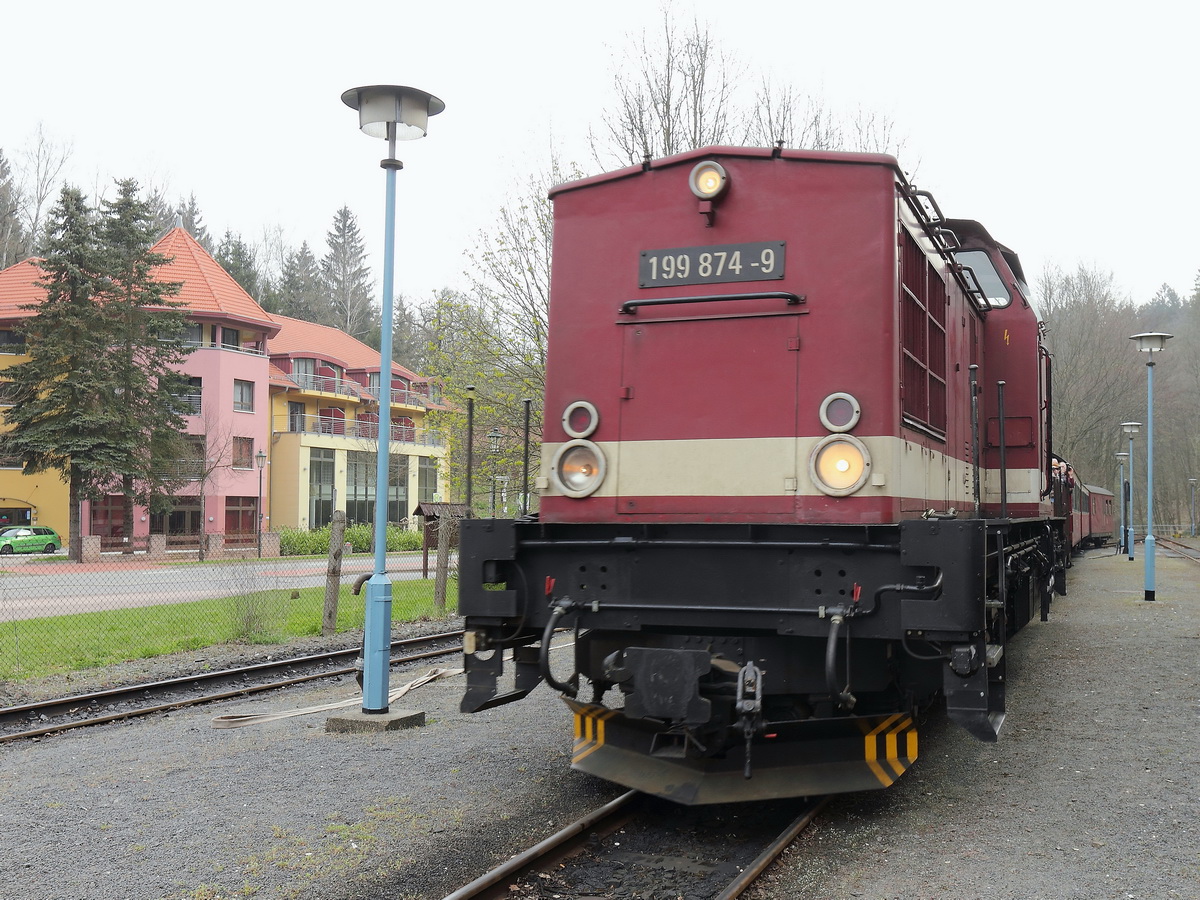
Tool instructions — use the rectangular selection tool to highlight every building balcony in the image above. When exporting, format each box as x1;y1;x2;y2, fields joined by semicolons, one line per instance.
288;372;366;400
276;414;444;448
361;385;432;409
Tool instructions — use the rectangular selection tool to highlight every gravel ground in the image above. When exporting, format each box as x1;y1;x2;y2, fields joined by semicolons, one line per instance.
1;548;1197;899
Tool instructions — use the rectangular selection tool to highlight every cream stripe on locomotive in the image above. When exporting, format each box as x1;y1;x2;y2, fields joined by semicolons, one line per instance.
541;436;1042;506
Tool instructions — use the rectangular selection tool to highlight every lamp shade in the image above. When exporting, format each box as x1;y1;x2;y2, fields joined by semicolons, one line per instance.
341;85;445;140
1121;421;1142;435
1130;331;1173;353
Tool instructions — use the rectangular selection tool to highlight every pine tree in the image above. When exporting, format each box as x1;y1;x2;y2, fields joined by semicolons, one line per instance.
320;206;378;341
0;187;124;559
176;193;212;252
99;178;193;546
216;230;261;300
276;241;324;321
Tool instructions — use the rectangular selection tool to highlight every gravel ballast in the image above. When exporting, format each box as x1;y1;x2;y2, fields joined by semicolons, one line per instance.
1;548;1197;899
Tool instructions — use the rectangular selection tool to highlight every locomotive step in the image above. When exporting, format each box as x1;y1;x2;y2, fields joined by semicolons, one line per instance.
986;643;1004;667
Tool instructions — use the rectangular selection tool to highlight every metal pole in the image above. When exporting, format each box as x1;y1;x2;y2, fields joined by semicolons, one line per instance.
363;124;401;713
521;398;532;516
465;388;475;517
257;464;264;558
1191;480;1196;537
1117;461;1125;554
1128;432;1135;562
1145;361;1156;601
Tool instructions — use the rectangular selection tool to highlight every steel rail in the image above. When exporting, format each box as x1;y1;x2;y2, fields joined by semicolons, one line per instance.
714;796;829;899
439;791;641;900
0;631;464;743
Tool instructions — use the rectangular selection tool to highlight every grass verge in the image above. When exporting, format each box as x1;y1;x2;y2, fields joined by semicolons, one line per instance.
0;579;458;681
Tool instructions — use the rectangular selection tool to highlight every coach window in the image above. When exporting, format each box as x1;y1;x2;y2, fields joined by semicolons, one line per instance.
955;250;1010;308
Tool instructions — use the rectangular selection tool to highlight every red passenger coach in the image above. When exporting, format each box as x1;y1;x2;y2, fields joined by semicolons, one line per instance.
459;147;1071;804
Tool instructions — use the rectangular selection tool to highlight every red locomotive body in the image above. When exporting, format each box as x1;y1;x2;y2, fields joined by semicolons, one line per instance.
460;147;1071;804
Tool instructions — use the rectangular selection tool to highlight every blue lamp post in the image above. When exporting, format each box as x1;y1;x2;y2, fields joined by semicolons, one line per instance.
1131;332;1172;602
1115;451;1128;554
1121;422;1140;562
1190;478;1197;538
342;84;444;713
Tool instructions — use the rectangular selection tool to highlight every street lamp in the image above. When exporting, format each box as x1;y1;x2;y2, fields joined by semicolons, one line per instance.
487;428;503;517
255;449;267;558
343;84;444;714
1131;331;1172;601
1115;452;1128;554
1121;422;1141;562
1190;478;1197;538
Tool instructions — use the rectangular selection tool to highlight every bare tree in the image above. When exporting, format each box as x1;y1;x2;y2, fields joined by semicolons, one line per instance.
591;6;905;168
18;125;71;253
1039;263;1141;486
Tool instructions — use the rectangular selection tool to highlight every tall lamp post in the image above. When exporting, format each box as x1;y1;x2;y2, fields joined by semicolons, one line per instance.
342;84;444;714
1121;422;1141;562
1115;452;1128;554
255;449;267;558
1189;478;1197;538
1131;332;1172;601
487;428;503;517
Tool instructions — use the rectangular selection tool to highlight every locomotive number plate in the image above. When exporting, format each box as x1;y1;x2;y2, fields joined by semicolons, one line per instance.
639;241;786;288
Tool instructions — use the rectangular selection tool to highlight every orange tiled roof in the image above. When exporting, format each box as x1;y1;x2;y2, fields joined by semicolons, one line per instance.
151;228;277;332
0;258;50;317
0;229;277;336
268;313;423;381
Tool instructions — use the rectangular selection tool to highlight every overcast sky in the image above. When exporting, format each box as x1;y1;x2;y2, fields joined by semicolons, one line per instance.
5;1;1196;312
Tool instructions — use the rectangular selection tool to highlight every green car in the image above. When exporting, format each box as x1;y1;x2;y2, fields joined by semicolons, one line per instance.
0;526;63;554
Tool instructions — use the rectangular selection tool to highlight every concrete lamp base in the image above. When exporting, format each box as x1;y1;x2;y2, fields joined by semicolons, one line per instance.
326;709;426;734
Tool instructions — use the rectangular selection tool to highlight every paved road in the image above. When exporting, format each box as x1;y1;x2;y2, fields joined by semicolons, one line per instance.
0;552;453;622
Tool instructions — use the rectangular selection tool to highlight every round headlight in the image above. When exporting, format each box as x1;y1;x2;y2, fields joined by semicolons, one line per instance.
552;440;607;498
689;161;728;200
819;392;861;433
809;434;870;497
562;400;599;439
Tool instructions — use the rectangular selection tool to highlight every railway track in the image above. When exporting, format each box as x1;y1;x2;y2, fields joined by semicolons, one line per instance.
1157;535;1200;562
442;792;828;900
0;629;464;743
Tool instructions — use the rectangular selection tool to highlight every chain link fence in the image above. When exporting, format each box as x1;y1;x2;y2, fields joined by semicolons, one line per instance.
0;519;460;689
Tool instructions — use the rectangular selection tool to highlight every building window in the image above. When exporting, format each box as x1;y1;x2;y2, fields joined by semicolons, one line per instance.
0;330;25;354
182;322;203;346
221;327;241;349
309;447;336;529
233;437;254;469
150;497;202;537
233;379;254;412
419;456;439;503
179;376;202;415
225;496;257;545
288;401;306;432
346;450;408;524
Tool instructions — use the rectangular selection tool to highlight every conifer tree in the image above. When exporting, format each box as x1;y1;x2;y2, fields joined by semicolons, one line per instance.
276;241;324;321
321;206;377;341
1;187;123;558
99;178;193;545
1;181;193;558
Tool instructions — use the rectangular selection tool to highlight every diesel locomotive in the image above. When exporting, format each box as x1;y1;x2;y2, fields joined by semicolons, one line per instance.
458;146;1073;805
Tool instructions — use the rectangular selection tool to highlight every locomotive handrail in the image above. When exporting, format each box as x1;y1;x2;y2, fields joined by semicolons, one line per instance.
619;291;804;315
518;537;898;552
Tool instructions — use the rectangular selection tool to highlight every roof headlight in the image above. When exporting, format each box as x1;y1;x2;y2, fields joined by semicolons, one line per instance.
810;434;871;497
689;160;728;200
552;439;607;498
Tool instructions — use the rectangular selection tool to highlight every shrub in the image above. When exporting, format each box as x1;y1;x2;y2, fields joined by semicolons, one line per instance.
279;523;424;556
